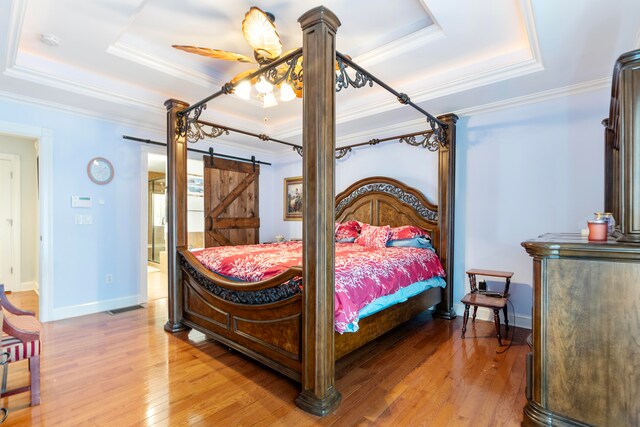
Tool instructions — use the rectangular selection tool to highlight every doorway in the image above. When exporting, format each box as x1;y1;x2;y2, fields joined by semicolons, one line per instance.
0;153;20;291
0;124;52;321
148;176;166;264
141;151;204;302
146;153;168;301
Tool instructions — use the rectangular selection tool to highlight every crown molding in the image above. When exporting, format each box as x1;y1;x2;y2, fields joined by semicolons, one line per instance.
353;24;444;69
275;50;544;141
520;0;543;66
106;41;222;89
274;0;544;141
0;89;164;134
272;77;610;157
4;0;26;70
107;42;267;108
0;86;288;157
348;56;544;124
3;1;164;120
352;0;442;68
4;64;164;114
455;77;610;117
331;0;544;129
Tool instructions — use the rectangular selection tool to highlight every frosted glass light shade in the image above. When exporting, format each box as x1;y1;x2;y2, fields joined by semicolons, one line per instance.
280;83;296;101
263;92;278;108
255;76;273;94
234;80;251;99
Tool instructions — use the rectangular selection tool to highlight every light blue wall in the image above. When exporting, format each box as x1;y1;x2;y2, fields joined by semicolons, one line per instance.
0;98;157;314
0;97;278;319
454;88;608;323
0;85;610;326
269;87;610;326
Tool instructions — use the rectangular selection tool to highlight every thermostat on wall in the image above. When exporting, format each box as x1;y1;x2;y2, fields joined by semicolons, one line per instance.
72;195;92;208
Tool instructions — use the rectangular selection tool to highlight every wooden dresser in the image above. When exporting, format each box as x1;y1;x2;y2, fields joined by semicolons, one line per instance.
521;234;640;426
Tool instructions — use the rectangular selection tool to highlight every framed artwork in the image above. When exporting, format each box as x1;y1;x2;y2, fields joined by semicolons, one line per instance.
187;175;204;196
284;176;303;221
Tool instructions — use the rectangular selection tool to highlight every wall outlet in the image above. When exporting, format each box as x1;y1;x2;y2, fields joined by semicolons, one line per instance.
105;274;113;284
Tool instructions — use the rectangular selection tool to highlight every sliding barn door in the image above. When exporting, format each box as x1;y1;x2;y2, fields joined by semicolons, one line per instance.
203;156;260;247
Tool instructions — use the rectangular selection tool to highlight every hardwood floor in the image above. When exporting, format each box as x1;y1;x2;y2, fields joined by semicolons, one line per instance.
2;292;528;426
147;269;168;301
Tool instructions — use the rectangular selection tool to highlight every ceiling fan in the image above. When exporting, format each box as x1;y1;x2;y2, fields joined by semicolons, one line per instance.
172;6;303;102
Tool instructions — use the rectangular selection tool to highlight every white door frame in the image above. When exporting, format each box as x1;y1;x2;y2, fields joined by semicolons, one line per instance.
138;144;166;303
0;153;20;292
138;144;204;303
0;121;53;322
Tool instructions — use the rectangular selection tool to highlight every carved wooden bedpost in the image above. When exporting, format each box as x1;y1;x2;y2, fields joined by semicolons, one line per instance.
434;113;458;319
164;99;190;333
296;6;342;416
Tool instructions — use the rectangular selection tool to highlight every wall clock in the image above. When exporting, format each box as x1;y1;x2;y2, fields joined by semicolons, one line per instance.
87;157;114;185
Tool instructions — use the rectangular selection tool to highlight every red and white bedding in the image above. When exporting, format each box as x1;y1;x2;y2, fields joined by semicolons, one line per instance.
192;241;445;333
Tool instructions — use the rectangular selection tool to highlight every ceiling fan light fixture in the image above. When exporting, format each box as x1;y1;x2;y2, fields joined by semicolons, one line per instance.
255;76;273;94
280;82;296;102
234;80;252;99
263;92;278;108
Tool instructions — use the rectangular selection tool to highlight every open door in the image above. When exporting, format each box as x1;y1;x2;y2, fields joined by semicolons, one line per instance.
203;157;260;247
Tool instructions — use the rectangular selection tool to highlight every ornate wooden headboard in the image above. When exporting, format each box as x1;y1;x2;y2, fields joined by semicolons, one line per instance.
335;176;440;256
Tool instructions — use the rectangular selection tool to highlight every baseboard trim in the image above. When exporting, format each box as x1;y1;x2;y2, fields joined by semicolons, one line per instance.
17;280;36;292
453;302;532;330
52;295;141;321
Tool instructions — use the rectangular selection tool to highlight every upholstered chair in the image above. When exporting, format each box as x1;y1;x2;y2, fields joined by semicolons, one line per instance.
0;311;8;423
0;285;41;406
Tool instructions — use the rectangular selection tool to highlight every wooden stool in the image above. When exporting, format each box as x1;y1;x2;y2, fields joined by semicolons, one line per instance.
460;269;513;345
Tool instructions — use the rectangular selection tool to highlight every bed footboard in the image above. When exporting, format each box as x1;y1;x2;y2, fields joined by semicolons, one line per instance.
179;253;303;381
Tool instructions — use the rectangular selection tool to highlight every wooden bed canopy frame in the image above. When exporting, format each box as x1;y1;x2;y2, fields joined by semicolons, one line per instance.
164;6;457;416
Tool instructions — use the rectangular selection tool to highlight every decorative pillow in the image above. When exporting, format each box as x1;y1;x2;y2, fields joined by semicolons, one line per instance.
389;225;430;241
335;220;361;242
386;236;433;249
354;224;391;248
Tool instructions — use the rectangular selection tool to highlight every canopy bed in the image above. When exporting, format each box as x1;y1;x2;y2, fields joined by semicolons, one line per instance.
164;6;457;416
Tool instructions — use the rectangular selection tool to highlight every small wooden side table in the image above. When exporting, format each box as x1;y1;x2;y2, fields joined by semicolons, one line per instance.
460;268;513;345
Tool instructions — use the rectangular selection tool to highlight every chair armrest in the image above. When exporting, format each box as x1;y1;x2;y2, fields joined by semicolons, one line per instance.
2;315;40;343
0;284;35;316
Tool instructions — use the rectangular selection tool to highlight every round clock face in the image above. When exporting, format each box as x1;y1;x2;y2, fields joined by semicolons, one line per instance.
87;157;114;184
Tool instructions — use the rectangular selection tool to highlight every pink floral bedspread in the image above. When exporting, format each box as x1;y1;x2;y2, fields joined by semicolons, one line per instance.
192;242;445;333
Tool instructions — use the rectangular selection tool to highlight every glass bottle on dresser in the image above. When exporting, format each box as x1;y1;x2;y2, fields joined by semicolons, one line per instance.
594;212;616;235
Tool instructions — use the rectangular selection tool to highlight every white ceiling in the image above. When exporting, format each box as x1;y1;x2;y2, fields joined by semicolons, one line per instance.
1;0;639;154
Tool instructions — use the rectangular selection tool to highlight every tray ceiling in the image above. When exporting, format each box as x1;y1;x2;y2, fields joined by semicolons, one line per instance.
1;0;639;153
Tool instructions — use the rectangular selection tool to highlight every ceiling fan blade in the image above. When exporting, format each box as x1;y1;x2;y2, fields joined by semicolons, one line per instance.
172;45;256;63
231;69;259;84
242;7;282;61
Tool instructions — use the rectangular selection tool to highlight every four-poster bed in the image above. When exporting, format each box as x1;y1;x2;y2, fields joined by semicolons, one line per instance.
164;6;457;416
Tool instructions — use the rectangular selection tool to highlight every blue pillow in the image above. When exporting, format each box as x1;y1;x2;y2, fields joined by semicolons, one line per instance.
386;236;433;249
336;237;356;243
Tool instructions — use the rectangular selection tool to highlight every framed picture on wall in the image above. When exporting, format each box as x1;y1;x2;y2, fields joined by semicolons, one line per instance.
187;175;204;196
284;176;303;221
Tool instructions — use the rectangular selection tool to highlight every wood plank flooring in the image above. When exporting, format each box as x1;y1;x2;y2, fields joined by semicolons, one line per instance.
2;292;528;426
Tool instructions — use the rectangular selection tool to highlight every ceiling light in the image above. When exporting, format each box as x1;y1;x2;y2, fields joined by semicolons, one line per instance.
234;80;251;100
280;83;296;102
263;92;278;108
255;76;273;94
39;33;60;47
